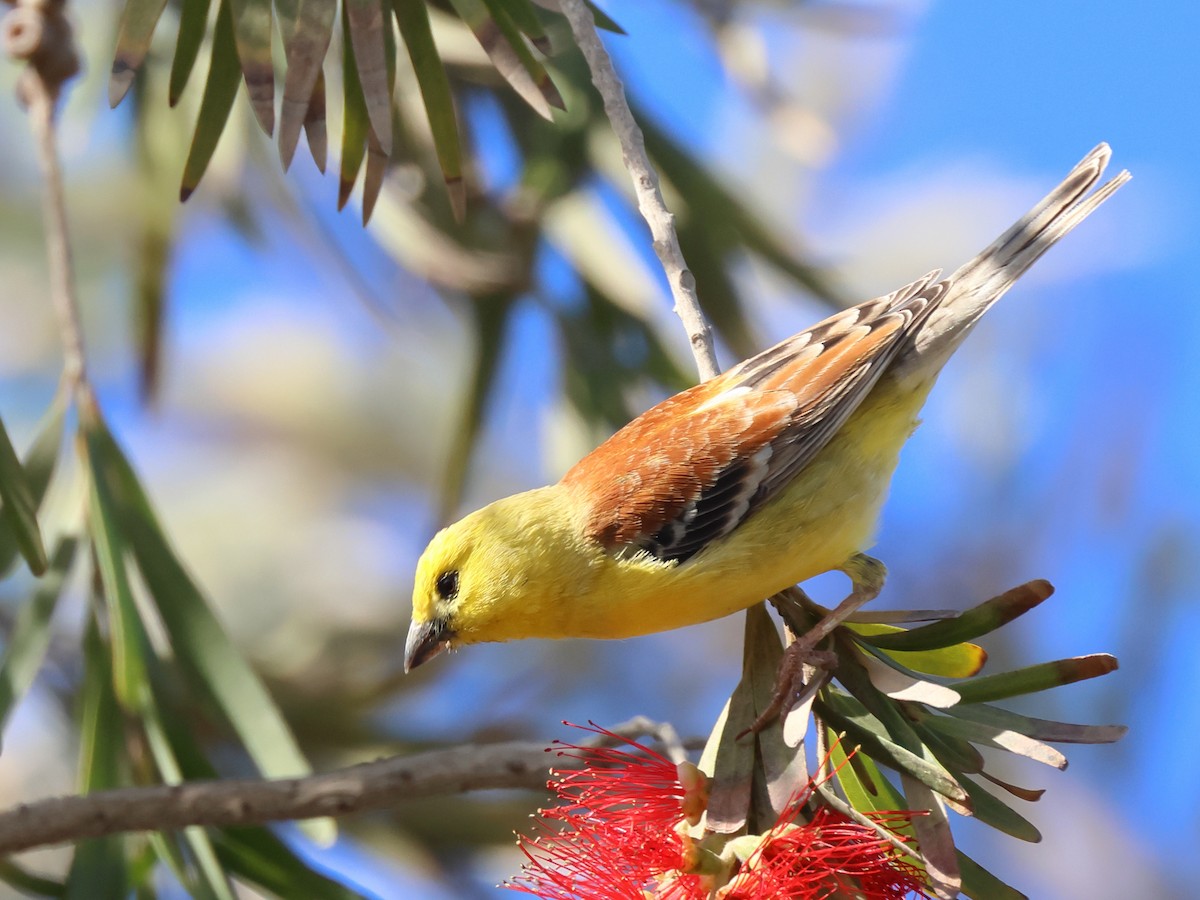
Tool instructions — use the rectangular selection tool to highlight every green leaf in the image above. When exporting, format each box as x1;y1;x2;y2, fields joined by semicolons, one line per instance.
66;623;128;900
921;711;1068;770
343;0;395;155
448;0;562;118
181;0;242;201
0;859;65;897
228;0;276;134
278;0;337;169
339;4;371;210
140;689;237;900
487;0;550;52
110;0;172;106
82;429;150;712
954;654;1119;704
169;0;215;106
214;828;369;900
582;0;624;34
361;8;396;224
860;581;1053;651
955;772;1042;843
943;702;1127;745
0;386;66;577
391;0;465;219
817;689;967;805
79;402;333;845
0;414;48;575
847;623;986;677
958;851;1027;900
825;731;917;840
0;538;78;739
303;69;329;172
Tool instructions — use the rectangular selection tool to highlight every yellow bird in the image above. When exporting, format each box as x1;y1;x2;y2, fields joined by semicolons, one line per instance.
405;144;1128;673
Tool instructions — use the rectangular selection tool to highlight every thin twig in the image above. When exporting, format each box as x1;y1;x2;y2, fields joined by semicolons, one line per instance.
3;0;85;385
557;0;720;380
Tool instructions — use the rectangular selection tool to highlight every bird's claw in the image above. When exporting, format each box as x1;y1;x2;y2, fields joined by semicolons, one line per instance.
740;641;837;739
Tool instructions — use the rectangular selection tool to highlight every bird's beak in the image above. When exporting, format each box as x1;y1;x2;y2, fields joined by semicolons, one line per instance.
404;617;453;672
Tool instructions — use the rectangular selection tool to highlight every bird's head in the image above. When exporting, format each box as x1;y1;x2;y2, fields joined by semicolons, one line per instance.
405;486;578;672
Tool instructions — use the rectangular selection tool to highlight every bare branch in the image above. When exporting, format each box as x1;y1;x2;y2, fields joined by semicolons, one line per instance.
557;0;720;380
0;741;562;855
3;0;85;385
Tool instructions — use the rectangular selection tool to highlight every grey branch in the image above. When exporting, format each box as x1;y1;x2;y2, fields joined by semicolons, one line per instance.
0;742;563;855
557;0;720;380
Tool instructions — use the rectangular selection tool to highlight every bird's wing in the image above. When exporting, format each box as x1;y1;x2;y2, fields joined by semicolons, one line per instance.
560;272;945;563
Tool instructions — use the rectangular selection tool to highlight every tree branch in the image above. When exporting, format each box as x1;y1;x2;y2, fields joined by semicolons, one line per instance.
2;0;85;385
557;0;720;380
0;741;561;855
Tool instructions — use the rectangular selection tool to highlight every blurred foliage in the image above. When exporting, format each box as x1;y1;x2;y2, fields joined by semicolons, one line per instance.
115;0;843;519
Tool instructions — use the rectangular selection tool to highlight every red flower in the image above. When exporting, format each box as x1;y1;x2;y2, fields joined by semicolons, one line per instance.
718;806;928;899
506;722;708;899
507;723;928;900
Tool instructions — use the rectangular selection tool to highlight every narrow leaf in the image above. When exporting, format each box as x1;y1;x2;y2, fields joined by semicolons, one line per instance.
80;404;333;844
66;624;128;900
361;9;396;224
901;774;961;900
958;851;1027;900
944;702;1127;745
391;0;465;218
979;770;1045;803
214;828;368;899
0;858;65;897
81;430;149;712
817;692;967;805
339;5;370;209
487;0;550;52
344;0;395;154
856;646;961;708
0;538;78;738
181;0;242;201
848;623;986;677
229;0;276;134
140;690;238;900
955;773;1042;843
861;581;1054;651
110;0;172;106
954;654;1119;705
0;386;66;577
304;68;329;173
448;0;561;119
923;712;1068;770
0;415;48;574
170;0;215;106
278;0;337;169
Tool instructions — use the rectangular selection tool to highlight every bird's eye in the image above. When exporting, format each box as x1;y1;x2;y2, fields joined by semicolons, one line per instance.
435;570;460;601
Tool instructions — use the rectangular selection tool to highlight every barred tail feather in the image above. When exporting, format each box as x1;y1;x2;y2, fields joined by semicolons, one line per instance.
891;143;1131;387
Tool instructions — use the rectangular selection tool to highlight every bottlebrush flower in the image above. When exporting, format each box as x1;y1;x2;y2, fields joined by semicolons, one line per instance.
506;723;928;900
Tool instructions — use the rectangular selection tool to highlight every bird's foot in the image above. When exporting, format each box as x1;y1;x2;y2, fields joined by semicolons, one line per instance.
744;553;887;738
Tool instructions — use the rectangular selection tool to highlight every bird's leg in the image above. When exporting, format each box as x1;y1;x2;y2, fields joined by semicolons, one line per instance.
748;553;886;736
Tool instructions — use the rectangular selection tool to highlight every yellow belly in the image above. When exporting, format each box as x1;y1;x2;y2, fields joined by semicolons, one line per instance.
566;379;931;639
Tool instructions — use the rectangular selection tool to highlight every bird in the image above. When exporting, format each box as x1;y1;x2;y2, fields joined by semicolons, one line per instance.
405;144;1129;674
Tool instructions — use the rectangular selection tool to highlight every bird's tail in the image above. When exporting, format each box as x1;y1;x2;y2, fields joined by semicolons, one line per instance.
890;143;1130;387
